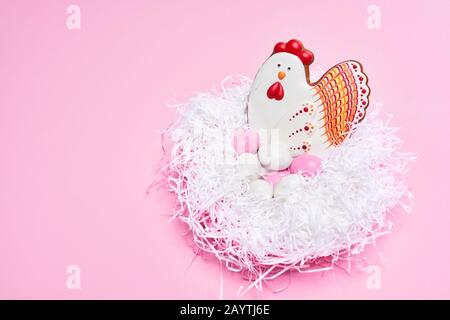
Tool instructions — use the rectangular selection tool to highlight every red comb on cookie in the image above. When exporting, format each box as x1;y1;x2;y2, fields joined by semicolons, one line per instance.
272;39;314;66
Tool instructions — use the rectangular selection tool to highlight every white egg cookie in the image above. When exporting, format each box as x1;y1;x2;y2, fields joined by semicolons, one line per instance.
248;179;273;199
236;153;263;181
257;143;293;171
273;174;304;197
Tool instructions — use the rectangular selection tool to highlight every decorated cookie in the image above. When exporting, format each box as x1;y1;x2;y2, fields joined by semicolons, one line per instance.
247;39;370;158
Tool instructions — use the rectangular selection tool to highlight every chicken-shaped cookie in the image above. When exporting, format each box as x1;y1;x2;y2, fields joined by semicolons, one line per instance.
248;39;370;160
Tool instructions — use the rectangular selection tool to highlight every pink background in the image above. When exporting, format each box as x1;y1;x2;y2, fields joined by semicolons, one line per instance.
1;0;450;299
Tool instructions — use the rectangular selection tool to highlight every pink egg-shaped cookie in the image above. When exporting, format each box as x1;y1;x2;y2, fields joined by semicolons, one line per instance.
232;129;259;154
263;169;290;186
289;154;322;177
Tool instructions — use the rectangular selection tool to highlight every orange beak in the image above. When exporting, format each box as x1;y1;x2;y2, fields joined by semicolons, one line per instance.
278;71;286;80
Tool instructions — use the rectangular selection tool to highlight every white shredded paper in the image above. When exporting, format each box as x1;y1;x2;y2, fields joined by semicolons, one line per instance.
159;75;415;290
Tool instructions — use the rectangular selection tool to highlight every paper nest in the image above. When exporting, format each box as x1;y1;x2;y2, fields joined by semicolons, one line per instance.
159;75;414;289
